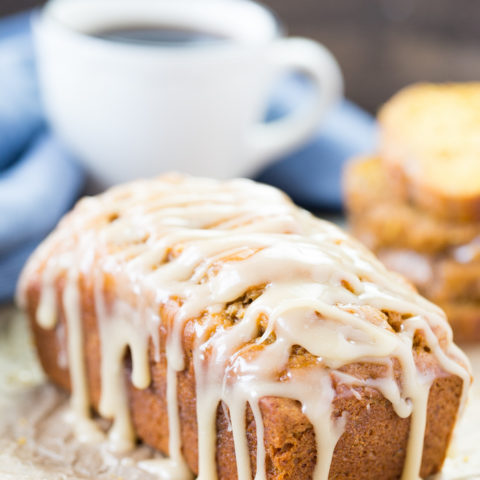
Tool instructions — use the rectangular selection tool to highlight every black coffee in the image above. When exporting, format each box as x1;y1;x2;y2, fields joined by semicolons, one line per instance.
91;26;229;47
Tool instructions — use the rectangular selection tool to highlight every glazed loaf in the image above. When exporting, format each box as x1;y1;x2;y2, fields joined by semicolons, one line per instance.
18;175;470;480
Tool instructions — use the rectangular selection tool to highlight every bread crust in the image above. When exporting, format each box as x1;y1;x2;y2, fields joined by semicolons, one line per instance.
25;277;462;479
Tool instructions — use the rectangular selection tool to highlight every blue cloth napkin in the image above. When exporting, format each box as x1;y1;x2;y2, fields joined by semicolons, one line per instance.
258;77;377;210
0;12;85;302
0;10;376;302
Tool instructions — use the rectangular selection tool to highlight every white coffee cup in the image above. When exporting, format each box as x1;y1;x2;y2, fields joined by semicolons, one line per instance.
34;0;342;188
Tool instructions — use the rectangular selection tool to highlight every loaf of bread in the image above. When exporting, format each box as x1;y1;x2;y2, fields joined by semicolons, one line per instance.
378;82;480;222
18;174;471;480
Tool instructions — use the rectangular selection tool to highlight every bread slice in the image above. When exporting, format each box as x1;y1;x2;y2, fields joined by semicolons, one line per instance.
18;175;470;479
343;156;480;253
378;83;480;222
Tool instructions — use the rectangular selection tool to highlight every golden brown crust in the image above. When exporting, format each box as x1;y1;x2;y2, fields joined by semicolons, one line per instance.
25;277;462;479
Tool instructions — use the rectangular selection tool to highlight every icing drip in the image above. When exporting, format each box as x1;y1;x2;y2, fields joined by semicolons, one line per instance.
164;359;193;477
17;174;471;480
96;297;150;452
62;273;102;442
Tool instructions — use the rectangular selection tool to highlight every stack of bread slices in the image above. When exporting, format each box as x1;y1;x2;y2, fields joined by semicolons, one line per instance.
344;83;480;342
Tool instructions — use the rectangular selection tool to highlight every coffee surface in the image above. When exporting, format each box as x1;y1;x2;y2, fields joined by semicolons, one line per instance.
92;26;229;46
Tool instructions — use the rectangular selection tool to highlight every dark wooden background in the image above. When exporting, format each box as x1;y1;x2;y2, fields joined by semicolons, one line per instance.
2;0;480;113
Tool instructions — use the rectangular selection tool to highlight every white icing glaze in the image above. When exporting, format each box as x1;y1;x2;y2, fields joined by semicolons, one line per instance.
17;174;471;480
62;272;104;443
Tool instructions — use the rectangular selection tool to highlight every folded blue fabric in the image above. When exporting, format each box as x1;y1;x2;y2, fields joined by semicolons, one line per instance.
0;12;85;301
0;132;85;255
0;10;376;302
0;13;43;170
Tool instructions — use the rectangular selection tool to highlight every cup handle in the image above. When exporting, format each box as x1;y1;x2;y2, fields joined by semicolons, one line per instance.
247;37;343;171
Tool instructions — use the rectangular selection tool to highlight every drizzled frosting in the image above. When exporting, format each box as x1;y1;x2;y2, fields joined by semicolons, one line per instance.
17;174;471;480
